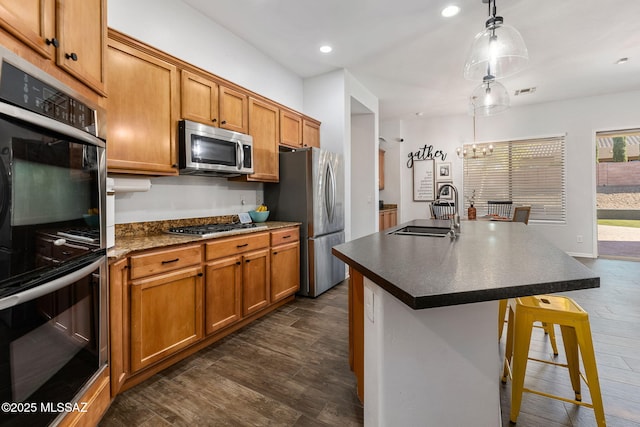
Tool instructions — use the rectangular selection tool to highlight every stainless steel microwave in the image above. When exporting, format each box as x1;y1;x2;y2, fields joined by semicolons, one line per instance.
178;120;254;177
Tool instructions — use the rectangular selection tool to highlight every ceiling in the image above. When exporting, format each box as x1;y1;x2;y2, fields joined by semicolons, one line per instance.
180;0;640;121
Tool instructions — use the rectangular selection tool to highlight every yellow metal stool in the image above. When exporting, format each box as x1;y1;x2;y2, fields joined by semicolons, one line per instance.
501;295;605;426
499;298;559;356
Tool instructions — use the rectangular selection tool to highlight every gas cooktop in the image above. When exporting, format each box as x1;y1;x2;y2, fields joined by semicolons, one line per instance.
166;222;268;239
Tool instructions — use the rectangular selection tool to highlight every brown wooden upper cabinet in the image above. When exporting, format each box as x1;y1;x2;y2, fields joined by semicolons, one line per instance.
0;0;106;95
303;118;321;148
181;70;219;125
181;70;248;134
106;32;179;175
231;97;279;182
280;109;303;148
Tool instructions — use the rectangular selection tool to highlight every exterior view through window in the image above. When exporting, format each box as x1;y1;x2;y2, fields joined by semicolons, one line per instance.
596;129;640;259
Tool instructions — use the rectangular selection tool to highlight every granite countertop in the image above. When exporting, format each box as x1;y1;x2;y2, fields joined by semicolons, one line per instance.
332;218;600;310
379;204;397;211
108;221;300;261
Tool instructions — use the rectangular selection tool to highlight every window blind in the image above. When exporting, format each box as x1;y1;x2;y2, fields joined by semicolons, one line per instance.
463;135;566;222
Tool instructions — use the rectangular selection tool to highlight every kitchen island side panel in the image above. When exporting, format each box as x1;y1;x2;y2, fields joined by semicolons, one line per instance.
364;277;501;426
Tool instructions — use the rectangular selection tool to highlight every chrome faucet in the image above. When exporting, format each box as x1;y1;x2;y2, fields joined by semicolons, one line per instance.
437;183;460;237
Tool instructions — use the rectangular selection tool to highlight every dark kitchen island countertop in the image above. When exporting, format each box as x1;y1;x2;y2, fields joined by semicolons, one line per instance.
332;218;600;310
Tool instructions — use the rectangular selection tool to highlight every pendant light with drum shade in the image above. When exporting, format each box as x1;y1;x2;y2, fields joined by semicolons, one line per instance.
464;0;528;116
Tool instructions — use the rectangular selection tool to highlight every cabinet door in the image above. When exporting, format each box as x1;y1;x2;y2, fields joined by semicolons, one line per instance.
107;36;179;175
130;266;203;372
389;210;397;228
280;109;302;148
0;0;55;58
245;97;279;182
384;211;393;230
302;118;320;148
219;85;248;133
242;248;270;316
109;258;128;396
181;69;219;125
205;256;242;335
379;212;385;231
56;0;106;95
270;241;300;302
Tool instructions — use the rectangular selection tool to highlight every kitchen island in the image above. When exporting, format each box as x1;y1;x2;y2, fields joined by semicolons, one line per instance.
332;219;600;426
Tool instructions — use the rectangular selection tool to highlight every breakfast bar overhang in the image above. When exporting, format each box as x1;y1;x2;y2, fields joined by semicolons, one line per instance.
332;219;600;426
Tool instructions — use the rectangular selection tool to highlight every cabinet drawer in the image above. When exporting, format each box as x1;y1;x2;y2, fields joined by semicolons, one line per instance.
205;232;269;261
130;245;202;280
271;227;299;246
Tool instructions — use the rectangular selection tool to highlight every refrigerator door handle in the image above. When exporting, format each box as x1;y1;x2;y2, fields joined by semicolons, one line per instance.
325;161;336;222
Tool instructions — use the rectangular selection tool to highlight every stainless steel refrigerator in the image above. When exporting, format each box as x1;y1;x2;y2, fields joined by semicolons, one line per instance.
265;148;345;297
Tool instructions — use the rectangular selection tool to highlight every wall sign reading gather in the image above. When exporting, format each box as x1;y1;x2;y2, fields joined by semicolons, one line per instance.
406;145;448;168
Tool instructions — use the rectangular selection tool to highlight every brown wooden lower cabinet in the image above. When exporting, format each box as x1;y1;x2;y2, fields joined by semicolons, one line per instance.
109;225;300;396
379;208;398;230
205;255;242;335
271;241;300;302
130;266;204;372
242;248;270;316
58;367;111;427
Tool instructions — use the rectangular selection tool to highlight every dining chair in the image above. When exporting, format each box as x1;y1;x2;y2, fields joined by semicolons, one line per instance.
512;206;531;224
487;200;513;218
430;201;456;220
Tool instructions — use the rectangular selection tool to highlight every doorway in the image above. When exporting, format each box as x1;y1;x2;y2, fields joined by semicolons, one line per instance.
595;129;640;260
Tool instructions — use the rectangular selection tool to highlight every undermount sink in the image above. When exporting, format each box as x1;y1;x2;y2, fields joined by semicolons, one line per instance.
389;225;452;237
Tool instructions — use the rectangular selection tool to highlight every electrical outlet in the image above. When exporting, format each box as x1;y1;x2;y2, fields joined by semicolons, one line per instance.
240;197;246;206
577;235;583;243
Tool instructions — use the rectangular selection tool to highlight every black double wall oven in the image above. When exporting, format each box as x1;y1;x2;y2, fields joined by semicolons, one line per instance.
0;48;107;426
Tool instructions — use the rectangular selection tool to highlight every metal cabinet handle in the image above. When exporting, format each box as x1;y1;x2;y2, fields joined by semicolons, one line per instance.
65;52;78;61
282;235;291;239
45;38;59;47
237;243;248;248
161;258;179;264
221;120;227;125
212;118;217;123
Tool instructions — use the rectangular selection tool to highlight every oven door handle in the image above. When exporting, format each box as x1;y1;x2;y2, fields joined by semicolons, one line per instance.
0;102;105;148
0;256;105;310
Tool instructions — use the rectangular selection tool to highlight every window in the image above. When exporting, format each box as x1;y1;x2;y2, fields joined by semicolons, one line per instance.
463;135;566;222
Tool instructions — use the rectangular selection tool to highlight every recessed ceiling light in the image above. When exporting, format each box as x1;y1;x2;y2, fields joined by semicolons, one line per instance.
415;112;424;117
441;5;460;18
616;57;629;65
319;45;333;54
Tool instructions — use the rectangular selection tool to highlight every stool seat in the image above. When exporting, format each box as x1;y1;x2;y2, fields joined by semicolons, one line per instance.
502;294;605;426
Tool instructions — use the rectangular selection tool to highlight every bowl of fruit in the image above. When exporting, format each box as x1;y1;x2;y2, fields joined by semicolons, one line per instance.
249;205;270;223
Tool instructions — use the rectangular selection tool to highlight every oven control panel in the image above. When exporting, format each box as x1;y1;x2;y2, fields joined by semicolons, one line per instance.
0;61;97;135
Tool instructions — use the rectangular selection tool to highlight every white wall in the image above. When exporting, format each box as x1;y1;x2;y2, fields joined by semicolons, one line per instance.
393;89;640;257
108;0;305;224
108;0;303;110
111;176;261;224
379;120;403;212
303;70;379;242
351;112;376;239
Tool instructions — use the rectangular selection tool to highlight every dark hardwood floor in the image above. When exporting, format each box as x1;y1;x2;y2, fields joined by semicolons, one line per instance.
100;258;640;426
100;282;363;427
